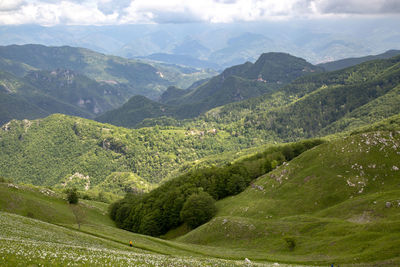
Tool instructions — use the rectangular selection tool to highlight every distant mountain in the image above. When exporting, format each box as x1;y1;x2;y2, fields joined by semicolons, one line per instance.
172;39;210;59
0;44;216;100
208;32;278;67
0;44;216;124
0;70;93;125
165;52;323;106
99;52;322;128
24;69;128;115
1;23;400;69
0;91;47;126
199;54;400;141
139;53;220;70
318;50;400;71
96;95;177;127
158;86;187;104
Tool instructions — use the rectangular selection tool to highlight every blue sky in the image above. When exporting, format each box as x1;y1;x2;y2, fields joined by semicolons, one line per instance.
0;0;399;25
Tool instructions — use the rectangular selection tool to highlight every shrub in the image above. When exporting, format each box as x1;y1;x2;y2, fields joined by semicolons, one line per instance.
284;237;296;251
180;191;217;229
66;188;79;204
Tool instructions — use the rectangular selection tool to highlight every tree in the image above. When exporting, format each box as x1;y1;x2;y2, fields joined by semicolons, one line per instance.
66;188;79;204
70;204;86;230
180;191;217;229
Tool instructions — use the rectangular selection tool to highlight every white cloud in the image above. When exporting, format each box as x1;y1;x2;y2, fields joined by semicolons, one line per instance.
0;0;25;11
0;0;398;25
0;0;119;25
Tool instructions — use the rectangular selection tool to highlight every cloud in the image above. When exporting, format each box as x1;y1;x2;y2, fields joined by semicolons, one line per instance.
0;1;119;25
0;0;399;25
0;0;25;11
315;0;400;14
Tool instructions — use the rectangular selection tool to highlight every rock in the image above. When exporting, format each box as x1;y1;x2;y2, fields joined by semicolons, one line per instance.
386;202;392;208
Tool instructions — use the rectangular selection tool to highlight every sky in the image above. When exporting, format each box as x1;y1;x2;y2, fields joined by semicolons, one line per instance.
0;0;399;25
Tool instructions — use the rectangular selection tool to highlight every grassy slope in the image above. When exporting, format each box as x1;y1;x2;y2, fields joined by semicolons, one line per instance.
0;183;293;266
177;131;400;265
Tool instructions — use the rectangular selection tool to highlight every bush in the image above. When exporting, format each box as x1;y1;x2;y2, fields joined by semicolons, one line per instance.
66;188;79;204
180;191;217;229
284;237;296;251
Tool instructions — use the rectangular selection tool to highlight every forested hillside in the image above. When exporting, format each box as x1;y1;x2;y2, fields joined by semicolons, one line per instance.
0;114;270;196
181;55;400;141
0;70;93;125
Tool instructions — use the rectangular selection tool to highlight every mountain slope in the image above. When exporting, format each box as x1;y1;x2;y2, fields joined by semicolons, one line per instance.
0;91;48;126
138;53;220;70
96;95;178;127
0;44;215;100
196;55;400;141
98;53;322;128
167;52;322;105
177;130;400;265
23;69;128;115
0;70;94;124
318;49;400;71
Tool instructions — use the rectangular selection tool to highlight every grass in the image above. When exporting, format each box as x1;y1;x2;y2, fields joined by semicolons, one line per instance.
176;131;400;266
0;212;265;267
0;182;300;266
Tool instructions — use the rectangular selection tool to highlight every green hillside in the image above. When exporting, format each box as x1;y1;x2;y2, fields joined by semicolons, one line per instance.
183;55;400;142
177;130;400;265
0;114;267;194
97;52;322;127
0;70;94;125
24;69;129;115
96;95;178;127
0;91;48;126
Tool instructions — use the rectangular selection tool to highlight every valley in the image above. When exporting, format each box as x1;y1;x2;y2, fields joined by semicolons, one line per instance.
0;41;399;266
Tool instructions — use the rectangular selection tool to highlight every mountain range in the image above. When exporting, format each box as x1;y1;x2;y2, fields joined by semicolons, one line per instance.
0;44;216;125
1;21;399;68
97;52;323;127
